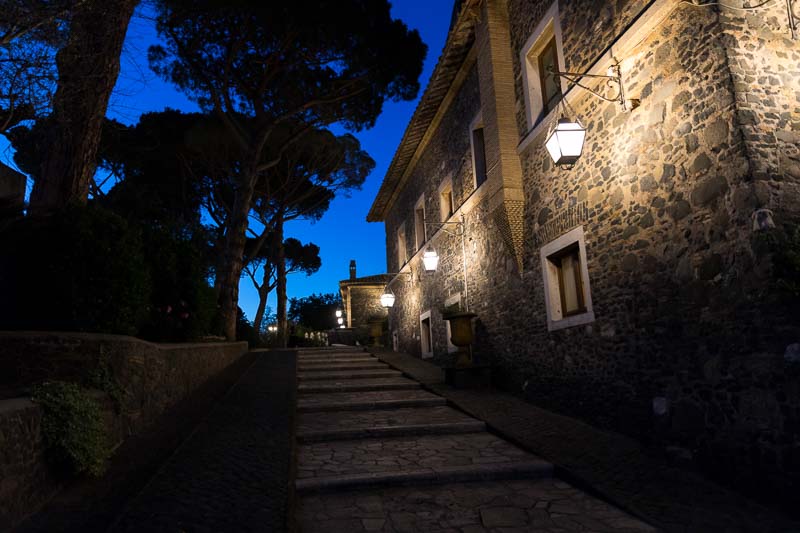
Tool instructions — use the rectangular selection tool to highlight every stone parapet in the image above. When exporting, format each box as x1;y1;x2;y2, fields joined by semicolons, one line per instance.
0;332;248;529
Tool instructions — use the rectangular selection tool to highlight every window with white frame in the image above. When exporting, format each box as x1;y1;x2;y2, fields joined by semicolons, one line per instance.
540;226;595;331
439;176;454;222
419;310;433;358
414;195;426;250
397;222;407;269
470;112;488;189
443;293;462;353
521;1;566;129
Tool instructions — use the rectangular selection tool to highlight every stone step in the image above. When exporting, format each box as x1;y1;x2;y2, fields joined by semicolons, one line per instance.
297;390;446;413
297;347;367;354
298;357;379;364
298;377;421;394
298;478;656;533
296;433;551;493
297;406;484;442
298;362;389;372
298;351;370;358
298;369;402;381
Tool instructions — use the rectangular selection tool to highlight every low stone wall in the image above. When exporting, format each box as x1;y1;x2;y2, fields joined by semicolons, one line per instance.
0;332;248;530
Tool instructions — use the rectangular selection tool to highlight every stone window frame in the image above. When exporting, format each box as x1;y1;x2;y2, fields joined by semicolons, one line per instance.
397;221;407;270
414;194;427;251
438;175;455;222
520;0;568;131
443;293;463;353
419;309;433;359
540;226;595;331
469;111;488;191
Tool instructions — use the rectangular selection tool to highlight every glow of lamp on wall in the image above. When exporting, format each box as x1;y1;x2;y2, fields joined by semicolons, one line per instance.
422;247;440;272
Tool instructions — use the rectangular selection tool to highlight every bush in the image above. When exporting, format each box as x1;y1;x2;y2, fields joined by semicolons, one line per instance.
0;204;220;341
137;226;219;342
32;381;110;477
0;204;150;335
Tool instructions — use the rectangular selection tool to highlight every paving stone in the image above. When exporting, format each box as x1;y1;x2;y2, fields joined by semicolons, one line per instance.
297;479;655;532
376;350;797;532
298;377;421;393
298;389;446;412
298;357;378;364
298;361;389;371
296;432;543;485
298;369;403;381
111;352;295;532
297;405;485;442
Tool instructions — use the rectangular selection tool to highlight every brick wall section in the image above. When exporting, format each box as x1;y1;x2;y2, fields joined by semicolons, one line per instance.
0;333;248;529
383;0;800;507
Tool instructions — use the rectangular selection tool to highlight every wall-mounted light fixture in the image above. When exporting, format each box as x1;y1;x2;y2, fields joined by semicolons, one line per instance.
335;308;342;318
544;63;632;167
379;214;470;311
422;247;440;272
423;215;470;311
380;287;396;308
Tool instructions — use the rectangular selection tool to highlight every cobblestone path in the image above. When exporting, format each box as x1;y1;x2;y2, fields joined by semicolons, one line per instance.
295;348;655;532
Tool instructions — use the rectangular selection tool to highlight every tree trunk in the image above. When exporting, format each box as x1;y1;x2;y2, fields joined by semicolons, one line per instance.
217;176;256;340
275;214;288;348
253;281;269;334
29;0;139;214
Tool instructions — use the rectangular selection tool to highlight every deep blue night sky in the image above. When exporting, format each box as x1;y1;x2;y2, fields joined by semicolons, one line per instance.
0;2;453;321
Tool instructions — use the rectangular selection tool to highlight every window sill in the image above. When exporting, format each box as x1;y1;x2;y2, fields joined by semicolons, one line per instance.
547;309;595;332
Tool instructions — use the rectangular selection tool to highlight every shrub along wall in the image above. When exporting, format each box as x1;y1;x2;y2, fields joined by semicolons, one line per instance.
0;332;248;530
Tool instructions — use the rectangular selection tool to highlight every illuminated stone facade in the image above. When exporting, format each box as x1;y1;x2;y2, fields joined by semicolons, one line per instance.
369;0;800;508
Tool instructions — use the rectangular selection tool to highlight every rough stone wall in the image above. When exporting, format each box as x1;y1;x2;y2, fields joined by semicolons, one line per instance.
507;0;652;137
385;63;482;275
348;286;388;328
384;0;800;509
718;1;800;219
0;333;249;529
0;400;53;531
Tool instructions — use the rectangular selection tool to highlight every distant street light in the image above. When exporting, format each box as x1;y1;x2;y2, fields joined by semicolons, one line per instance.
335;309;342;318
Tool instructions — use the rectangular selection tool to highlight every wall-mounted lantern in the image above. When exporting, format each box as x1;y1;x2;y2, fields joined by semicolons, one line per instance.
422;247;440;272
380;287;396;308
544;63;627;166
545;118;586;166
335;308;342;318
337;316;344;325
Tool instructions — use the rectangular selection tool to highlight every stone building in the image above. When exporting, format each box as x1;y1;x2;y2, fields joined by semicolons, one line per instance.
338;260;391;329
369;0;800;509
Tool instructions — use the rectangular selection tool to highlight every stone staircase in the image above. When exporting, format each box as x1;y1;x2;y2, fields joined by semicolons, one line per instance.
293;348;560;531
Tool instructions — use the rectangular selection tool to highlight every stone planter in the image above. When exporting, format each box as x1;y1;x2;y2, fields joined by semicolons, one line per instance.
442;311;477;367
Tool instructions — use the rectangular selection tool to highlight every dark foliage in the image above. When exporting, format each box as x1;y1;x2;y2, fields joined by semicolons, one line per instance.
288;292;342;332
0;204;150;335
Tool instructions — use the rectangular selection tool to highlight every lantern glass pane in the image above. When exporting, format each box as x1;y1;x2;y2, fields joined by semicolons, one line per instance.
380;292;395;308
557;125;585;157
422;250;439;272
